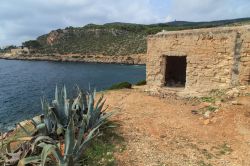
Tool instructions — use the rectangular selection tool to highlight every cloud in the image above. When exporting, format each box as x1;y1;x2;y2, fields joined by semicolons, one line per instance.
0;0;164;46
167;0;250;21
0;0;250;47
164;16;172;22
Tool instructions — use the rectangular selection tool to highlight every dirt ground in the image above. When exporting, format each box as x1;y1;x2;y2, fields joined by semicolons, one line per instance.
103;88;250;166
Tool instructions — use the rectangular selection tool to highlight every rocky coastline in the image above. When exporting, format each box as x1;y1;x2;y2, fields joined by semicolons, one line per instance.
0;53;146;65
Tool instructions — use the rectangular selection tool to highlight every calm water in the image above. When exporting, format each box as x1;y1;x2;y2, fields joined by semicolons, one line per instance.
0;59;145;131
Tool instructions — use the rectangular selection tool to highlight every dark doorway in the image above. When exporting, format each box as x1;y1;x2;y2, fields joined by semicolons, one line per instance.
165;56;187;87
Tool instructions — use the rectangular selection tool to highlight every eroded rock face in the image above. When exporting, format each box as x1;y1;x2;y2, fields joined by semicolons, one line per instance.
146;25;250;96
46;30;64;45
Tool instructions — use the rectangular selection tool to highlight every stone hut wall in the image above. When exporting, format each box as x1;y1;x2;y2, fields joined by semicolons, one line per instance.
146;25;250;96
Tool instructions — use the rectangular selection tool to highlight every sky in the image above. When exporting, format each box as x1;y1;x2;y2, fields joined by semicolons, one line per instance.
1;0;250;47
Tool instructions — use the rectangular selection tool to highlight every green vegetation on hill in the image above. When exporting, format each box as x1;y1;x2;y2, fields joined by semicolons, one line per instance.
21;17;250;56
135;80;146;86
0;45;17;53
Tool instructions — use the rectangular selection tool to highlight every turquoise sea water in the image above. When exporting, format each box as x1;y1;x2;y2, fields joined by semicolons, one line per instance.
0;59;145;131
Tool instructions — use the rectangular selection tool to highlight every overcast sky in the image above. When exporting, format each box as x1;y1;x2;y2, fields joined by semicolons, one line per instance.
1;0;250;47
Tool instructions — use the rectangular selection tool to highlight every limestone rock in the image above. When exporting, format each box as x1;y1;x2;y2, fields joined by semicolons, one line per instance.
210;117;217;123
214;109;219;113
231;100;242;105
203;119;210;125
204;111;211;118
226;88;240;98
239;86;247;90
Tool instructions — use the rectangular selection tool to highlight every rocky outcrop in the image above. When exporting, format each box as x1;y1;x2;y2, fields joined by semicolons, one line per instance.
0;53;146;65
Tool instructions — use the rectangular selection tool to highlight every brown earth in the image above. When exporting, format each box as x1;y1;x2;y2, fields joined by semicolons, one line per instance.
103;88;250;166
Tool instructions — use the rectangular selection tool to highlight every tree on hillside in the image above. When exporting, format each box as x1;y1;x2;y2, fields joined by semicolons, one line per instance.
22;40;41;49
2;45;17;52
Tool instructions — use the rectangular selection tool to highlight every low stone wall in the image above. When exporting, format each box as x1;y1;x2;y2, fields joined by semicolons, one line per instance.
147;25;250;96
0;53;146;65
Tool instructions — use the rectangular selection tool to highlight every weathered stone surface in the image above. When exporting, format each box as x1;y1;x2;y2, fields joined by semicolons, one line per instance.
146;25;250;96
203;119;210;125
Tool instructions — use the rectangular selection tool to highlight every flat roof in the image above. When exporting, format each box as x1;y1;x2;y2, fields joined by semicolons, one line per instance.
149;25;250;38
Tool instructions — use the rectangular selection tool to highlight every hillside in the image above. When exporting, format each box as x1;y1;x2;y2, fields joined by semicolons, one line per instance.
22;17;250;56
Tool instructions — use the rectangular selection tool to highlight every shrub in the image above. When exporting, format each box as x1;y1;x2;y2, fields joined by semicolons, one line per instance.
135;80;146;86
200;97;215;103
108;82;132;90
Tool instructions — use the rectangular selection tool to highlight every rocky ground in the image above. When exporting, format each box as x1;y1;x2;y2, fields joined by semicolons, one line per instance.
103;87;250;166
1;86;250;166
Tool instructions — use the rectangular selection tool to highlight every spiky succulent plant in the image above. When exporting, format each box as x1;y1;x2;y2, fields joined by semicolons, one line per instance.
5;85;116;166
18;115;100;166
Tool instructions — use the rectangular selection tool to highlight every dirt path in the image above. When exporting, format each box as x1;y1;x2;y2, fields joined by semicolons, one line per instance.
103;88;250;166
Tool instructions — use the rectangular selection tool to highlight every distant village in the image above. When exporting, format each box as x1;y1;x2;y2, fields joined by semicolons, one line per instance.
0;46;30;56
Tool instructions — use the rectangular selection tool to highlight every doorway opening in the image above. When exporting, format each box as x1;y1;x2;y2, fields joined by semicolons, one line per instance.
165;56;187;87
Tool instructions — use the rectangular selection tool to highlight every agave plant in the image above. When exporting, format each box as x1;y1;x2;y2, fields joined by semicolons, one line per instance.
9;85;116;166
18;85;86;137
18;113;101;166
37;86;110;136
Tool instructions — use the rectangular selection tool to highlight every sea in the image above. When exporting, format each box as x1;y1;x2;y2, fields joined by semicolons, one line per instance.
0;59;146;132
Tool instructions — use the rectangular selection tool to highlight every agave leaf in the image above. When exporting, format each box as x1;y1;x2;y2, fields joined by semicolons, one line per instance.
17;155;41;166
36;123;46;129
94;94;104;111
55;85;59;104
63;85;67;100
51;147;64;165
64;99;70;120
97;99;106;113
87;99;106;130
82;91;88;114
49;107;64;127
93;110;118;129
41;144;64;166
6;141;32;165
41;97;49;117
87;94;94;127
73;120;86;154
5;150;22;165
88;92;94;110
31;136;58;152
36;123;47;135
95;99;106;119
74;124;100;161
64;117;75;158
93;88;96;99
72;91;83;111
43;118;52;134
37;142;47;148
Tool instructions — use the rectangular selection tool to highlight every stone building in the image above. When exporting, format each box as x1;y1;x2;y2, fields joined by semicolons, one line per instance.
146;25;250;96
11;47;30;55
